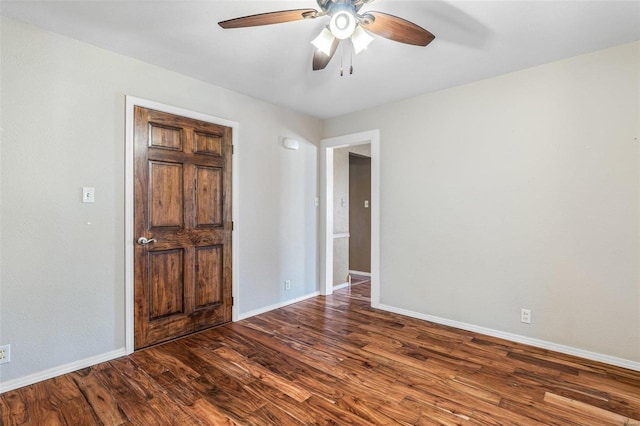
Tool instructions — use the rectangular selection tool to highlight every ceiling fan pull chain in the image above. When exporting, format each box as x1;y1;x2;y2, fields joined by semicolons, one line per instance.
340;42;344;76
350;49;354;75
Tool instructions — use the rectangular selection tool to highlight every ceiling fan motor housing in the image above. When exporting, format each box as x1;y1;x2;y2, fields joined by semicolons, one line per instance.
329;1;358;39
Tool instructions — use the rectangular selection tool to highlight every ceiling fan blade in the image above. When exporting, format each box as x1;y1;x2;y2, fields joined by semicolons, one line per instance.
313;38;340;71
219;9;317;29
361;11;435;46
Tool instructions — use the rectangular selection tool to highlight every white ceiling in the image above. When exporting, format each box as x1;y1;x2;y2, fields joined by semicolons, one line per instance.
2;0;639;119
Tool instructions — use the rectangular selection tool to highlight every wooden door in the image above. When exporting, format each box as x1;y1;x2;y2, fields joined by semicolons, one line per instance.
134;106;232;349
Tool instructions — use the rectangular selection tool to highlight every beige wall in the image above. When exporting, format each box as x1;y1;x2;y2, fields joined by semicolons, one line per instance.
0;17;321;386
324;42;640;364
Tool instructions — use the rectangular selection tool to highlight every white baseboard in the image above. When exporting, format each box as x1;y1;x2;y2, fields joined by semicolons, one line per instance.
238;291;320;320
333;282;350;290
0;348;127;394
349;270;371;277
377;304;640;372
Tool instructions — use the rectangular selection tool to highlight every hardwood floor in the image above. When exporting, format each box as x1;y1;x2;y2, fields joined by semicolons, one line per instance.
2;280;639;425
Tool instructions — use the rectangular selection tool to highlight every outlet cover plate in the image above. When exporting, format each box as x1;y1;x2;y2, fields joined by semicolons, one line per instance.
0;344;10;364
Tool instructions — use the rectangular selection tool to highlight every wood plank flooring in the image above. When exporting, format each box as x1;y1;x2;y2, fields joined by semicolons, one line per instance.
1;281;639;425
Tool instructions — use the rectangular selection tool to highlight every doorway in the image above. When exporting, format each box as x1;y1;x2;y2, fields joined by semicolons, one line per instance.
320;130;380;306
331;147;371;290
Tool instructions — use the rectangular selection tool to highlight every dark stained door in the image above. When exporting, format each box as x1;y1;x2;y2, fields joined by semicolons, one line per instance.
134;106;232;349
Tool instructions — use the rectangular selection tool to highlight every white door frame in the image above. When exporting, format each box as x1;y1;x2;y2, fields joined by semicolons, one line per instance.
320;129;380;307
124;96;240;354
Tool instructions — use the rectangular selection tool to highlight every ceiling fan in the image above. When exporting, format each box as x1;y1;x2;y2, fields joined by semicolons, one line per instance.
218;0;435;71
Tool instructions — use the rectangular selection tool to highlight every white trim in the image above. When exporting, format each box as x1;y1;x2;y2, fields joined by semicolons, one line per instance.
320;130;380;306
349;270;371;277
320;146;334;297
124;96;240;355
237;292;320;320
0;348;127;394
333;282;350;290
333;232;350;239
378;304;640;372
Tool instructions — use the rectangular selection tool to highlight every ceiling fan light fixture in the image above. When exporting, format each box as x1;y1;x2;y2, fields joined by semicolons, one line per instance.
219;3;436;72
351;25;374;54
312;27;336;56
329;7;356;39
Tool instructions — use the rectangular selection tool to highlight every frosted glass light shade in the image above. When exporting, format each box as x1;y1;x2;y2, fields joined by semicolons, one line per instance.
312;28;335;56
351;26;374;54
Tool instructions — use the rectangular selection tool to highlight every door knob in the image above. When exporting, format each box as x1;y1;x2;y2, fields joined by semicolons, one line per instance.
137;237;157;245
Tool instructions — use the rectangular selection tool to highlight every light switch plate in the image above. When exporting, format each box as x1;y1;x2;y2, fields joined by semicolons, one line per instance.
82;187;95;203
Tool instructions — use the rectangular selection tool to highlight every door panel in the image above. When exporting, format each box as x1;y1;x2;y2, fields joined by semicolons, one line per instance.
194;131;223;156
134;106;232;349
149;124;183;150
195;166;223;227
148;249;185;320
195;246;223;309
149;162;184;228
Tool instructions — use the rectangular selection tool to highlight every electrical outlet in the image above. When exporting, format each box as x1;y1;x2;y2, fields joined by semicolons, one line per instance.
284;280;291;290
521;309;531;324
0;344;10;364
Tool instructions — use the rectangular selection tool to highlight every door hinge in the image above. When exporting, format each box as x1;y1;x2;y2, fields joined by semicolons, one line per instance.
232;145;235;154
231;221;234;231
231;297;234;306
